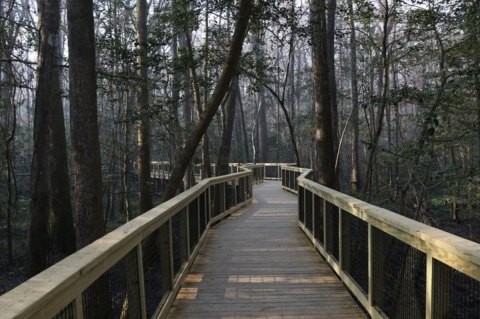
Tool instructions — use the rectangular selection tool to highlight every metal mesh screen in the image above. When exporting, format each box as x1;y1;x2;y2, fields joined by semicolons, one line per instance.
342;212;368;293
210;184;221;217
172;209;188;277
188;199;199;253
82;248;141;319
282;169;287;186
52;301;75;319
448;264;480;318
305;189;313;232
265;165;279;178
373;227;426;319
236;178;245;203
294;171;300;191
298;186;305;224
325;201;339;261
225;182;233;210
313;195;324;244
199;191;207;234
142;223;171;318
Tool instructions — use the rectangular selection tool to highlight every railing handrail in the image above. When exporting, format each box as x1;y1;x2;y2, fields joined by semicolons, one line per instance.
298;168;480;280
281;165;480;318
0;166;253;319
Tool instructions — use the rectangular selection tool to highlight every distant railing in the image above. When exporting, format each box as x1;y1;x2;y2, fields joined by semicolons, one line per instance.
0;166;257;319
281;165;480;319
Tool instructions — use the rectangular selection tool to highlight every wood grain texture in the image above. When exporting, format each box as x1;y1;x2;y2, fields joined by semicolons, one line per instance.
168;181;366;318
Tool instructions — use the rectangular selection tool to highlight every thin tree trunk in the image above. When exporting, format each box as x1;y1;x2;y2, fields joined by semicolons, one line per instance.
162;0;252;201
136;0;153;213
347;0;360;192
363;2;391;199
237;83;250;162
327;0;339;158
216;78;238;176
124;87;134;221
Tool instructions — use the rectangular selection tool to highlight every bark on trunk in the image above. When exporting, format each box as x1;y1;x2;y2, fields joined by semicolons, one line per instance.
347;0;360;192
66;0;104;248
216;78;238;176
162;0;253;201
311;0;336;188
136;0;153;212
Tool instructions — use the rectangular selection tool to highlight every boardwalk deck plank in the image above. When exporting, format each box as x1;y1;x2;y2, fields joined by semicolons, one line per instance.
168;181;367;319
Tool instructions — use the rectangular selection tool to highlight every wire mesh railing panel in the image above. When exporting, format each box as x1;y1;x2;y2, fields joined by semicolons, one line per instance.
265;165;279;178
225;182;233;210
313;194;324;244
282;169;287;186
325;201;339;261
172;209;188;277
305;189;313;233
298;186;305;224
447;264;480;318
51;301;75;319
342;212;368;294
199;192;207;234
211;184;221;218
373;227;426;319
236;178;245;204
82;249;141;319
142;223;170;318
188;199;199;253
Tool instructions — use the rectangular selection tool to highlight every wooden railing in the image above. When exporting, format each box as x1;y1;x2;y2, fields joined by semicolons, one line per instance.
0;166;256;319
281;165;480;319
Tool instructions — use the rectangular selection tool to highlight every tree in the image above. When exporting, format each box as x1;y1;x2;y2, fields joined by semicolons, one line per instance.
28;0;75;276
311;0;336;188
136;0;153;213
162;0;253;201
216;77;238;176
347;0;361;192
66;0;104;247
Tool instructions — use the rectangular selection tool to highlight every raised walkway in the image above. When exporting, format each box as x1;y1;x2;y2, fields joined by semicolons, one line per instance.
168;181;367;318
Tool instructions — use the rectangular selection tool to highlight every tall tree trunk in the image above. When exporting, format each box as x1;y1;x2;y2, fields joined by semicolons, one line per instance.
254;30;269;163
202;0;212;178
257;91;268;163
66;0;104;248
162;0;253;201
327;0;339;157
311;0;336;188
216;78;238;175
347;0;360;192
124;87;134;221
136;0;153;212
363;2;391;199
29;0;59;275
237;83;250;162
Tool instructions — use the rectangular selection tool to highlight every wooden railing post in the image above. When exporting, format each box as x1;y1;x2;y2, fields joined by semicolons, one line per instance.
168;219;175;288
312;192;316;240
186;205;191;257
338;208;344;270
74;295;83;319
136;245;147;319
323;199;327;247
426;256;450;319
368;225;383;312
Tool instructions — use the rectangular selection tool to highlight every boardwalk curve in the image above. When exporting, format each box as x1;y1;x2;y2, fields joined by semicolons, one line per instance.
168;181;367;318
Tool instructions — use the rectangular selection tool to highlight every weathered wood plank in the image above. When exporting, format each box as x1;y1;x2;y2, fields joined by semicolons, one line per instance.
168;181;367;318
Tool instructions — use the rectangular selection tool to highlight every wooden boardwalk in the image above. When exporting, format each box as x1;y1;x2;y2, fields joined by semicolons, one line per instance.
168;181;367;319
